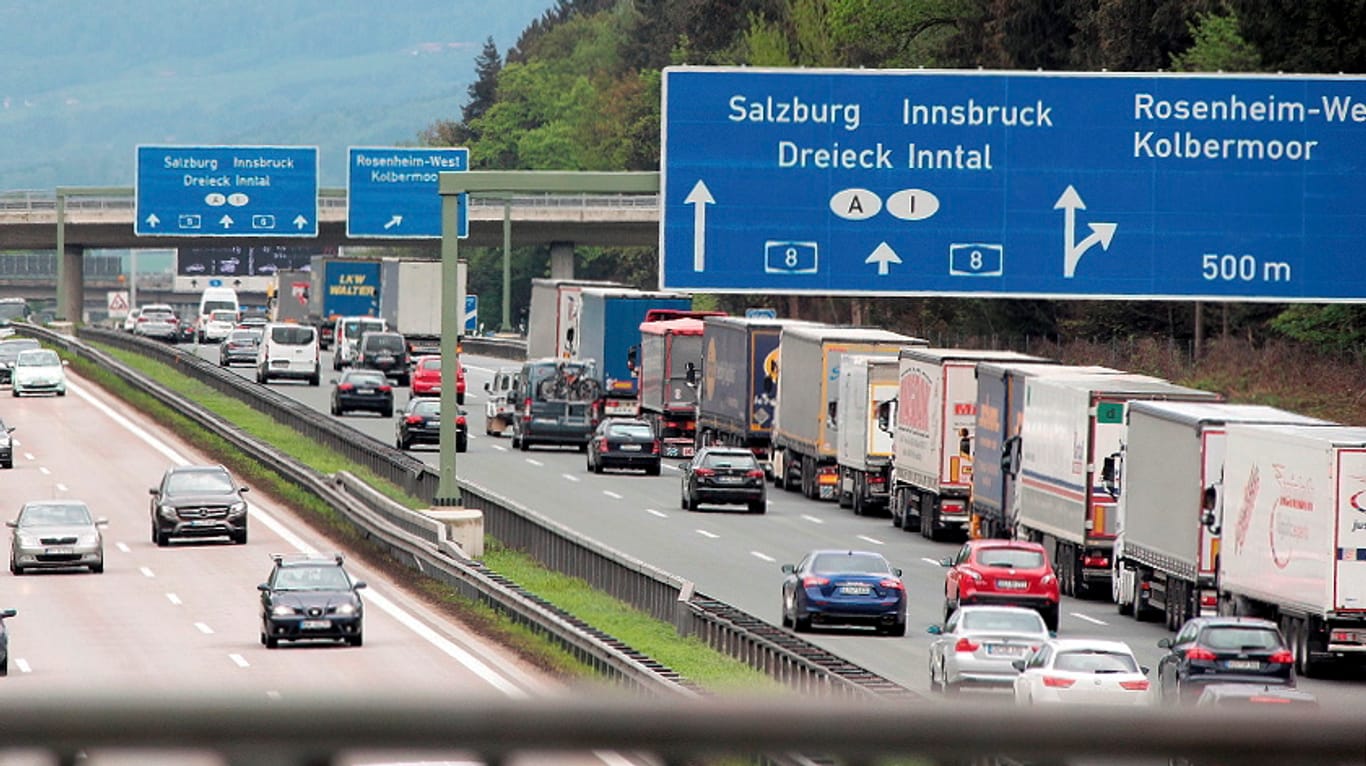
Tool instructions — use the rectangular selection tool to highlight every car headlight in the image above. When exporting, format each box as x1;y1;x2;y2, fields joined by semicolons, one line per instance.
229;501;247;516
16;535;39;547
159;504;178;518
78;534;98;546
271;605;296;617
334;603;356;616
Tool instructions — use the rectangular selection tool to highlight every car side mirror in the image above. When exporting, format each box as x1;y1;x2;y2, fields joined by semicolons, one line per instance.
96;518;109;526
939;557;953;567
926;625;943;635
353;581;367;590
685;362;697;387
876;399;896;434
1011;659;1026;672
891;567;902;577
1157;638;1172;649
484;382;492;392
0;609;14;619
780;564;795;574
1141;666;1151;675
1002;435;1022;477
239;486;250;494
626;346;639;373
4;521;15;529
257;584;270;592
149;487;158;495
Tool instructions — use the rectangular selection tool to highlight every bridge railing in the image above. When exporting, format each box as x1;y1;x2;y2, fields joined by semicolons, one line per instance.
0;189;660;214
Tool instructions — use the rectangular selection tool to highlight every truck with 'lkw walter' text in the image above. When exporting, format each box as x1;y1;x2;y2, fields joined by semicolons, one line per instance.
307;256;380;349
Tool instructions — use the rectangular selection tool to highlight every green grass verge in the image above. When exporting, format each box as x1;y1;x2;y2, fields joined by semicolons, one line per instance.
69;341;775;692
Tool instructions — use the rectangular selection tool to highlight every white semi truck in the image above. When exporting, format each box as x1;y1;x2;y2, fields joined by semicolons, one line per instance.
834;355;899;515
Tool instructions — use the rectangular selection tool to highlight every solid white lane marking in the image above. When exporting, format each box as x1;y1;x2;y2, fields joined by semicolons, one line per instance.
921;557;942;567
70;379;533;699
139;566;155;578
646;509;668;518
751;551;775;562
55;483;67;492
664;463;682;471
15;659;31;674
525;458;543;467
38;466;49;475
801;514;824;525
166;593;182;606
561;473;580;483
696;529;719;539
1071;612;1108;626
229;653;249;668
603;490;623;500
115;542;130;553
856;535;885;546
195;622;214;635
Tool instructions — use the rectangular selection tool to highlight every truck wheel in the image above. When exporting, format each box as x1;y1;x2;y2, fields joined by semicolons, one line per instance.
852;480;866;516
1295;618;1326;679
800;455;817;499
920;498;936;540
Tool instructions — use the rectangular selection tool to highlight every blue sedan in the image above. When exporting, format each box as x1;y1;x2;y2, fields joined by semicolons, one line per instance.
781;550;906;636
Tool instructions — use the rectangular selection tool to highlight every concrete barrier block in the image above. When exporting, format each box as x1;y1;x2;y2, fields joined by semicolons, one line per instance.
425;508;484;559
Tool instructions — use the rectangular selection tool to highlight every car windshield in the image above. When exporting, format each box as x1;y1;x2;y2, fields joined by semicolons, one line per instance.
143;310;174;320
411;400;439;416
345;372;386;386
343;319;384;336
273;565;352;591
811;552;890;575
0;340;41;362
165;470;236;496
16;349;59;367
227;331;260;342
270;326;314;345
420;358;441;371
1201;626;1282;651
365;335;405;352
975;547;1045;569
20;503;93;527
211;310;237;322
608;424;653;439
202;300;235;313
1053;650;1138;674
702;452;757;469
961;610;1046;634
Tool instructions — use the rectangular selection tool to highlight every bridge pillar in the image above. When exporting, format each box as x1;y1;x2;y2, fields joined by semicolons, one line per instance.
549;241;576;280
57;245;84;322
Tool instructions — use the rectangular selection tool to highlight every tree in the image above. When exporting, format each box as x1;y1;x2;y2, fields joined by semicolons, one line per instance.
1170;7;1261;71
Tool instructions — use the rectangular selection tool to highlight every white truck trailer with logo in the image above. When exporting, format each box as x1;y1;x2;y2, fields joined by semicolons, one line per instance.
1112;402;1331;630
889;348;1045;540
835;355;899;516
526;279;624;360
771;325;923;501
1014;374;1221;598
1217;424;1366;677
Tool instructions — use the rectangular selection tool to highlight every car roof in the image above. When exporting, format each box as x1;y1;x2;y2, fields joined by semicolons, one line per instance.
807;549;886;559
955;605;1045;616
1188;616;1281;629
1041;638;1135;654
167;464;230;475
605;418;651;427
701;446;754;455
272;553;346;569
967;539;1045;551
21;499;90;508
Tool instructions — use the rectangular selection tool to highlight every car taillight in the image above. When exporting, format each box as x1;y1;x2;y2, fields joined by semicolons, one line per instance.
378;385;392;393
168;317;178;324
745;469;764;479
1042;676;1076;688
598;441;609;453
1119;679;1150;691
651;441;660;455
1082;555;1110;568
801;576;829;588
953;637;979;653
1186;646;1218;661
457;415;466;426
1040;573;1058;586
338;383;355;392
879;579;904;590
405;415;423;425
1268;650;1294;664
694;467;716;477
961;568;984;582
137;317;147;323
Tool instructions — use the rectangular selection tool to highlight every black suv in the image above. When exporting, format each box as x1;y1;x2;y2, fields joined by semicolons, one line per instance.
356;331;410;385
149;465;250;546
1157;616;1295;703
258;554;366;648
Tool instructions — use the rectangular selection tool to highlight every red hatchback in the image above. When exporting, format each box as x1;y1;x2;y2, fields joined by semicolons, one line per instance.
410;356;466;404
941;539;1060;630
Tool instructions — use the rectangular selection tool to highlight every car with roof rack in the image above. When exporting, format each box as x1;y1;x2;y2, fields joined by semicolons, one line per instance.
258;553;366;648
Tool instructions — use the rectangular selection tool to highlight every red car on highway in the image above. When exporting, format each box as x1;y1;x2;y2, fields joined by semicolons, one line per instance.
409;356;466;404
941;539;1060;630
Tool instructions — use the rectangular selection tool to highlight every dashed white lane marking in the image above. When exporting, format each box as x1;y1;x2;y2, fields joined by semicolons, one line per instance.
696;529;719;539
166;593;182;606
55;483;67;492
921;557;942;567
492;444;507;452
751;551;775;562
229;653;249;668
195;622;214;635
23;452;33;461
1071;612;1109;626
139;566;155;578
646;509;668;518
38;466;49;475
525;458;543;467
856;535;885;546
561;473;580;483
800;514;824;525
15;659;31;674
603;490;623;500
115;543;130;554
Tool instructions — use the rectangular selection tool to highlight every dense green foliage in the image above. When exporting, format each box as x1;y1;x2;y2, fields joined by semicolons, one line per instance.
423;0;1366;353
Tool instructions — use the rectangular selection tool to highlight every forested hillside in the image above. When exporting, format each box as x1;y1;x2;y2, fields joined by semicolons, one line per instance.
424;0;1366;361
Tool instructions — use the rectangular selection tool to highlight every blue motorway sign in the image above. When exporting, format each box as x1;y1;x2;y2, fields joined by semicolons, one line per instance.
347;147;469;239
136;146;318;237
660;68;1366;301
465;294;478;333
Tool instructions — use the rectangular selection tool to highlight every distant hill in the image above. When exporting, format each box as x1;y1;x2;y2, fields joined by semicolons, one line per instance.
0;0;552;189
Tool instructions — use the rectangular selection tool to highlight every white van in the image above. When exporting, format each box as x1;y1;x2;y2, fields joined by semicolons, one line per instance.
256;323;320;386
332;315;387;370
197;287;240;342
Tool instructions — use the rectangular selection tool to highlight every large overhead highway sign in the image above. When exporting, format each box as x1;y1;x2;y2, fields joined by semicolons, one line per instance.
135;145;318;237
347;146;469;239
660;67;1366;301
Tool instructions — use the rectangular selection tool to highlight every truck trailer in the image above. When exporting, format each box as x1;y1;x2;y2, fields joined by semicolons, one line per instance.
637;317;705;458
307;256;381;349
526;278;625;360
771;325;923;501
378;258;448;358
269;270;312;324
1014;374;1221;598
574;288;693;418
889;348;1045;540
1112;402;1331;630
1216;424;1366;678
835;355;899;515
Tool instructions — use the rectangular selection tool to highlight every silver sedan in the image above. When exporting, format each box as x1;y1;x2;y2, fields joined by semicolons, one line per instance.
8;500;106;575
927;605;1050;694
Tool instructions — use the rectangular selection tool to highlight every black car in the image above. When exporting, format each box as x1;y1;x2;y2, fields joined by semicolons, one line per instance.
355;331;410;385
680;446;767;513
0;607;15;676
218;329;262;367
0;338;40;385
0;419;12;469
149;464;250;546
258;553;365;648
330;369;394;417
396;397;466;452
586;418;660;475
1157;617;1295;703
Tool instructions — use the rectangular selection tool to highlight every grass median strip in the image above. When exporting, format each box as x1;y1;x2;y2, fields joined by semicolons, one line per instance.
72;342;773;692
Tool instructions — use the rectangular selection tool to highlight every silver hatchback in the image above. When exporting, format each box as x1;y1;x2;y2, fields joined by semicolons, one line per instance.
927;605;1050;694
8;500;106;575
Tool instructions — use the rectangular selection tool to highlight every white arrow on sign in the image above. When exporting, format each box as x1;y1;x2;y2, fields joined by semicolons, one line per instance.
685;180;714;272
293;215;309;230
219;215;234;229
144;214;160;228
383;215;403;230
865;242;902;276
1055;185;1117;278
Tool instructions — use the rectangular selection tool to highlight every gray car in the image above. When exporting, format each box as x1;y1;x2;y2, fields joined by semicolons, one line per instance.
927;605;1050;694
0;338;40;385
0;607;15;675
8;500;107;575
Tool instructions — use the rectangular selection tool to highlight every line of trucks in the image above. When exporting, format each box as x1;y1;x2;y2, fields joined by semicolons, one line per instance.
516;280;1366;677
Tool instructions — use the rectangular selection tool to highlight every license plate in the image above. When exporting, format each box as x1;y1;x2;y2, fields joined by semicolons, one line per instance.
359;388;375;394
986;644;1024;656
997;580;1028;590
47;547;73;556
186;520;216;528
840;585;871;595
716;475;742;483
377;354;393;362
620;444;642;452
301;620;332;630
1226;659;1261;670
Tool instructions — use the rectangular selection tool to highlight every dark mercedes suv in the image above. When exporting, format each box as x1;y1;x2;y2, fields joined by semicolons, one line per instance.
149;465;250;546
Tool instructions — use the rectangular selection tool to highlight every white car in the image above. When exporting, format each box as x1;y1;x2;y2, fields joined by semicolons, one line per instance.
483;367;520;435
122;307;142;332
200;309;239;343
927;605;1049;694
1013;638;1151;706
11;348;67;397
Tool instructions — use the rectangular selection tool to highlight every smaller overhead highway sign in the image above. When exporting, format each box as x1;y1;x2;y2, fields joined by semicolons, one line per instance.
135;145;319;238
347;147;469;239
